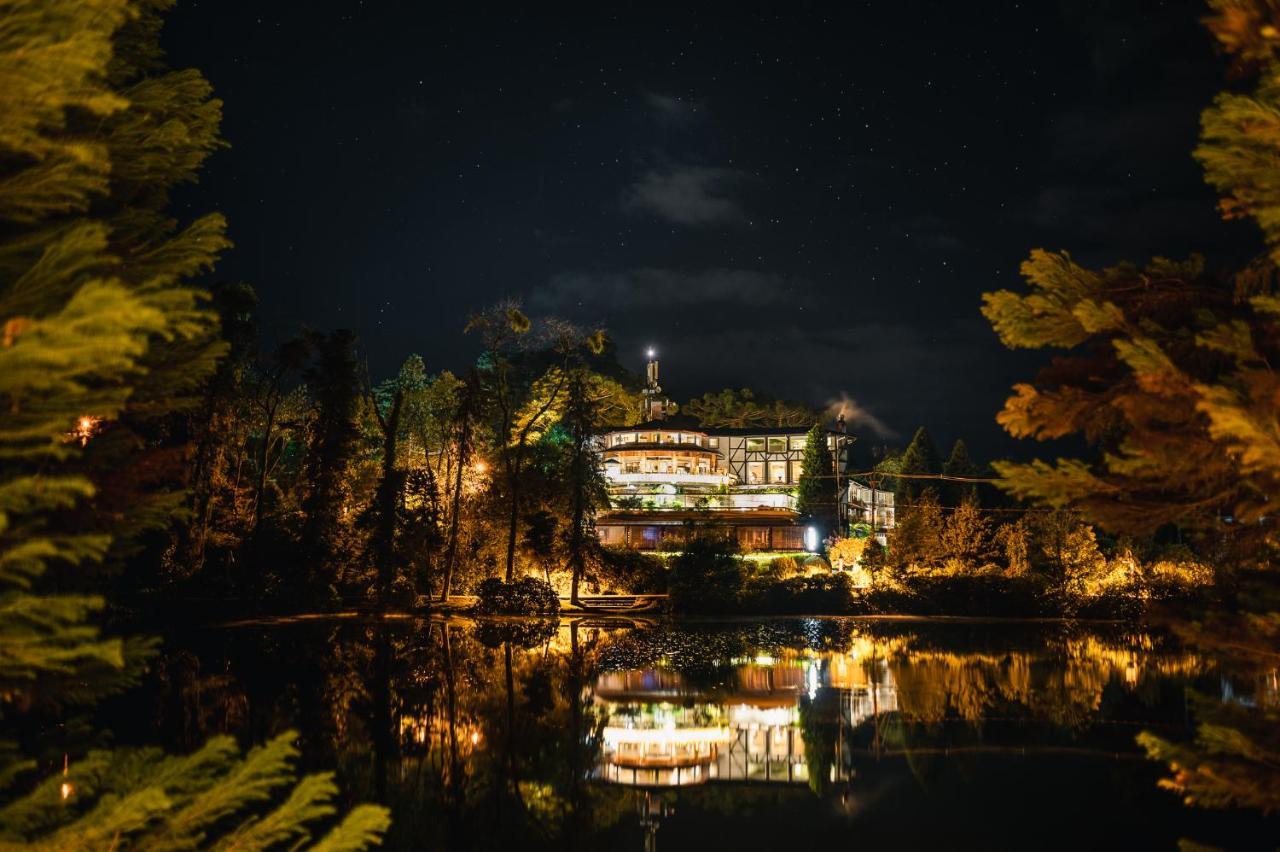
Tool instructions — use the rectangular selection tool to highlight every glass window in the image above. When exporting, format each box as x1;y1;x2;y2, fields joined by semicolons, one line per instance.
769;462;787;483
790;460;804;483
747;462;764;484
767;437;786;453
746;438;765;452
789;435;806;451
737;527;770;551
708;437;719;448
774;527;804;550
637;433;651;443
662;433;676;443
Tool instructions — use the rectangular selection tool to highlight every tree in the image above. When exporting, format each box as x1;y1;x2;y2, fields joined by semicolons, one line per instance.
467;303;569;583
248;337;310;531
0;731;390;849
70;0;232;557
884;493;944;573
937;499;994;572
0;1;386;845
683;388;817;428
182;281;258;574
562;342;612;606
795;422;837;535
439;371;479;601
365;355;428;607
300;330;363;581
941;439;980;507
399;467;443;596
981;253;1257;549
892;427;942;506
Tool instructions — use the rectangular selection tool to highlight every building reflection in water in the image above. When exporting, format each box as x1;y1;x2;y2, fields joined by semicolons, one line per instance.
592;645;898;788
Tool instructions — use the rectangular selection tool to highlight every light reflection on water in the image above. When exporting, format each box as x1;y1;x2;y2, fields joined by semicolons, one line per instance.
111;617;1275;850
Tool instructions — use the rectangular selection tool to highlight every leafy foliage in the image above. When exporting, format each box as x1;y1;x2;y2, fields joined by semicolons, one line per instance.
683;388;817;428
473;577;561;616
667;533;746;613
0;732;389;850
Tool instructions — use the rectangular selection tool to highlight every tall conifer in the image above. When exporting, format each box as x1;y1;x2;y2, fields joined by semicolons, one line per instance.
796;422;837;534
0;2;387;844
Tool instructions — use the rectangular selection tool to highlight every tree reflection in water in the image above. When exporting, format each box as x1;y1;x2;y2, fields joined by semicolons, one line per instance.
111;617;1276;850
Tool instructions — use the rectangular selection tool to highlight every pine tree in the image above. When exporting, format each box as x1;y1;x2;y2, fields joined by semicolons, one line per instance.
941;439;980;507
893;427;941;506
981;1;1280;828
73;0;231;556
796;422;837;535
0;2;387;845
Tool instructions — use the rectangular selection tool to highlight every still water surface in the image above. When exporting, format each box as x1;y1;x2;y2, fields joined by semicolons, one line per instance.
102;617;1276;850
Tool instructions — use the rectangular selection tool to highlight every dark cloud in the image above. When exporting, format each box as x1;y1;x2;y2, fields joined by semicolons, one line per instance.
532;267;798;313
621;166;749;226
641;90;704;122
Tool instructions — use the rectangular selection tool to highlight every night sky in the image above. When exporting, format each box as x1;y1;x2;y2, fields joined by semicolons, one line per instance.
164;0;1258;461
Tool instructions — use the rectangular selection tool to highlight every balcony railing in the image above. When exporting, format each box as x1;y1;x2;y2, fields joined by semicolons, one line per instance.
605;471;733;486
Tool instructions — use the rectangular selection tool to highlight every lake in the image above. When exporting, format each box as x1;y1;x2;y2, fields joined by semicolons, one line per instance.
98;616;1277;850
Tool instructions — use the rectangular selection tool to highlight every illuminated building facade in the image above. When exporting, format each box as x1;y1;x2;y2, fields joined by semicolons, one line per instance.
596;353;829;552
591;649;898;787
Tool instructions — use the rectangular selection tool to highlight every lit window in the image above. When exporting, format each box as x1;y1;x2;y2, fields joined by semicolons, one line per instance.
770;462;787;483
709;438;719;448
790;460;804;482
789;435;806;451
746;438;765;452
747;462;764;484
767;437;786;453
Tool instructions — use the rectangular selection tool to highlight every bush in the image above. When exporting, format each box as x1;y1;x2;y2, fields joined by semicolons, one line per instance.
743;573;855;614
770;555;805;576
596;546;668;594
668;535;745;613
803;555;831;572
749;555;804;584
826;537;867;570
473;576;561;615
863;573;1056;617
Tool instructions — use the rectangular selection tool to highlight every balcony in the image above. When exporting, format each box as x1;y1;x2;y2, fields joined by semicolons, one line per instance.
605;471;733;486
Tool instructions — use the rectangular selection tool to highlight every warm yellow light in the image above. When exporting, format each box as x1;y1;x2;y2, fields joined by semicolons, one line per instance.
72;415;100;446
473;461;487;475
469;731;481;745
60;754;71;801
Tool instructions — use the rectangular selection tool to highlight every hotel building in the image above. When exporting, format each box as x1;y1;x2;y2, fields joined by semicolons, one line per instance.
596;353;874;552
